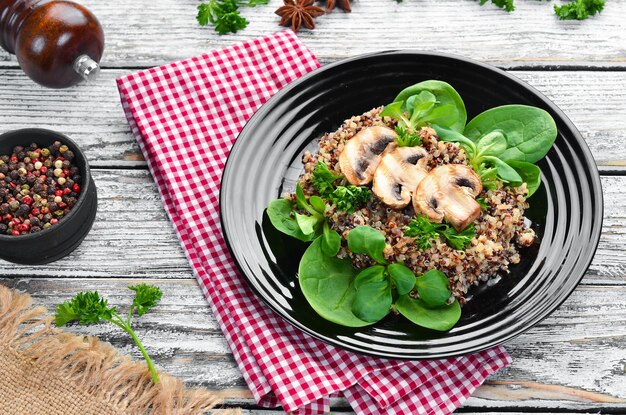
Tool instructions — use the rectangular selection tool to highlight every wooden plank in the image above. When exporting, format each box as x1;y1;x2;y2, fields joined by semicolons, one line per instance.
0;170;623;284
1;0;625;68
2;277;625;411
1;69;626;168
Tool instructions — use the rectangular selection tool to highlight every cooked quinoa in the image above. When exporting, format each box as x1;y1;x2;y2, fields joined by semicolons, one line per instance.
294;106;536;304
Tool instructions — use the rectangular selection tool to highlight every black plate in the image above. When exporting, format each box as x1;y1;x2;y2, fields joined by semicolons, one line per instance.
220;52;603;359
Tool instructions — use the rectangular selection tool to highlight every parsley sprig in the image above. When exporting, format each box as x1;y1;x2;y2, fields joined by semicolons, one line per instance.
311;162;371;214
55;284;164;384
404;214;476;251
554;0;605;19
396;0;605;20
197;0;269;35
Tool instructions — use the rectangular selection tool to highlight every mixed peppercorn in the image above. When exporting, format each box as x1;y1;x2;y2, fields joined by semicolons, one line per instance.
0;141;81;236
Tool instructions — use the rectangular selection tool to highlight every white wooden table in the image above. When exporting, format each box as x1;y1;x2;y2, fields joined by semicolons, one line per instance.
1;1;625;413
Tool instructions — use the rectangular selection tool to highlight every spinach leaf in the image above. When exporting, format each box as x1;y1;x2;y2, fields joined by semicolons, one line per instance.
415;269;451;307
266;199;313;242
464;105;557;163
321;221;341;257
507;160;541;197
407;91;437;124
387;263;416;296
476;130;507;158
352;266;392;322
395;295;461;331
298;238;370;327
295;182;318;216
482;156;523;184
309;195;326;214
433;125;477;158
393;80;467;133
347;226;388;265
295;212;320;237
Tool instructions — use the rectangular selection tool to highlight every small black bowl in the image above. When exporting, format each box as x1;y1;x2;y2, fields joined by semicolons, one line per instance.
0;128;97;265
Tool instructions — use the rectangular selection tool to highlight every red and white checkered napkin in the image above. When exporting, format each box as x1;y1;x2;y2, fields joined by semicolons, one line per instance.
117;30;511;415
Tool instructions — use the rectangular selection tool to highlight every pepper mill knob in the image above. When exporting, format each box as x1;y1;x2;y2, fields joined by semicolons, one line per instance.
0;0;105;88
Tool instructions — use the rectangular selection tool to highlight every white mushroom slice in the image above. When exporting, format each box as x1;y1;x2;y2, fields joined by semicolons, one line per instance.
413;164;483;231
339;126;397;185
372;146;429;209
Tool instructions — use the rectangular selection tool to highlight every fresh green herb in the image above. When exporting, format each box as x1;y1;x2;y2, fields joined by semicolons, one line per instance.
267;183;342;253
298;237;369;327
267;198;314;242
299;225;459;331
322;221;341;257
347;225;388;265
55;285;163;384
476;196;489;210
311;162;371;213
311;162;341;196
415;269;451;307
554;0;605;20
443;223;476;251
328;185;371;214
480;0;515;12
380;81;467;147
397;0;603;20
387;263;417;296
506;160;541;197
352;265;392;322
464;105;557;164
404;214;445;250
395;295;461;332
404;215;476;251
197;0;269;35
436;104;557;196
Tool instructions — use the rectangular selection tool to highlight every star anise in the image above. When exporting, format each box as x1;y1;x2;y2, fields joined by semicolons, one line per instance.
275;0;325;32
323;0;352;13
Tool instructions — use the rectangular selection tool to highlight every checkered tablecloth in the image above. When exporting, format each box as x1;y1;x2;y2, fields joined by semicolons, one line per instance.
117;30;511;415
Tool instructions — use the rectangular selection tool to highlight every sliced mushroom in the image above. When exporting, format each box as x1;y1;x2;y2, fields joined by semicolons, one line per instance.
338;126;397;185
372;146;429;209
413;164;483;231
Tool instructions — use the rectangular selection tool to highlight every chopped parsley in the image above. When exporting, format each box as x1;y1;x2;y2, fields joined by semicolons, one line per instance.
404;214;476;251
311;162;371;214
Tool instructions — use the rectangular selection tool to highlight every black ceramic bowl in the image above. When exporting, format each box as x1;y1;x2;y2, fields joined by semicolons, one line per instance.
0;128;97;265
220;52;603;359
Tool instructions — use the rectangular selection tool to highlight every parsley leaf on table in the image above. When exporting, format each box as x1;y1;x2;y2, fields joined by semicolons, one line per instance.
129;284;163;317
396;0;604;20
197;0;269;35
479;0;515;12
554;0;605;19
55;284;164;384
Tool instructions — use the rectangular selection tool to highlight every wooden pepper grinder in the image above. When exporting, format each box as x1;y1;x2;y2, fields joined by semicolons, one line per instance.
0;0;104;88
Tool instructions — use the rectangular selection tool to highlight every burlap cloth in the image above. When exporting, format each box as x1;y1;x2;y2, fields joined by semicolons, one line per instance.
0;285;239;415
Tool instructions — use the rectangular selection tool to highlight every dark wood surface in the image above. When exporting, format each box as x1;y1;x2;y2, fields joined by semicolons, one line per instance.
0;0;625;413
